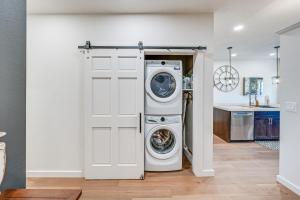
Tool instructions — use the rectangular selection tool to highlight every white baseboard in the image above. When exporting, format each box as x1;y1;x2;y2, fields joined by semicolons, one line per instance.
27;170;83;178
277;175;300;196
27;169;215;178
193;169;215;177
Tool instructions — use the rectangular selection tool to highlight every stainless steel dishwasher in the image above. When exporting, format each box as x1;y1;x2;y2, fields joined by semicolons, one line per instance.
231;111;254;141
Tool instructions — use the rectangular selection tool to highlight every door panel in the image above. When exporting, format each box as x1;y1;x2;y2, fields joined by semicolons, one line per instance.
92;127;112;165
269;117;280;140
118;78;137;115
118;56;138;70
92;56;112;70
118;127;137;164
84;49;144;179
254;118;268;140
92;78;111;115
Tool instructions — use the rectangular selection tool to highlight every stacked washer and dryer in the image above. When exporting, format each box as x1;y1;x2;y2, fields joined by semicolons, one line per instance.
144;60;183;171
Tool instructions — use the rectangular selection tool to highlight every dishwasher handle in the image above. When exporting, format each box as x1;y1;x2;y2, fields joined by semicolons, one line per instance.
232;112;254;117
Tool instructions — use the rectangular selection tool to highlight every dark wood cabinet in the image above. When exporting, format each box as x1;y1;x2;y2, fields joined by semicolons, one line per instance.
214;108;280;142
254;111;280;140
213;108;231;142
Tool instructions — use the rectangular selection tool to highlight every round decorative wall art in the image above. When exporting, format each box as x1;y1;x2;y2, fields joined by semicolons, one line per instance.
214;65;239;92
214;47;240;92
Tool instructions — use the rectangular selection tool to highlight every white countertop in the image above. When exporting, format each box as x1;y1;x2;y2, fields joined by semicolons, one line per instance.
214;104;280;112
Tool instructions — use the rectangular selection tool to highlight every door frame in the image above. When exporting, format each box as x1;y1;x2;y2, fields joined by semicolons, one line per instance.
144;49;214;177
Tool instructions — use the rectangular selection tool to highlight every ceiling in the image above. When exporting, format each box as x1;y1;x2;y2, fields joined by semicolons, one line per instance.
27;0;300;60
214;0;300;60
27;0;238;14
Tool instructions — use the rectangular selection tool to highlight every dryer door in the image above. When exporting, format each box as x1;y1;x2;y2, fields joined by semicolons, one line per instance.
146;68;181;103
146;125;179;160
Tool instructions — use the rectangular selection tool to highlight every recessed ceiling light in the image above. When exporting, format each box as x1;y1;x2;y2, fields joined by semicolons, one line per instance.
269;52;276;56
231;53;237;57
233;25;244;31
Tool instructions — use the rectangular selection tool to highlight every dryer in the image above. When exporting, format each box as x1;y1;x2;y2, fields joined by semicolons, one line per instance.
145;115;182;171
145;60;182;115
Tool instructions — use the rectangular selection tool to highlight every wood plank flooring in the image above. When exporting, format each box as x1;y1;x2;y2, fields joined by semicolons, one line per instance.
27;136;300;200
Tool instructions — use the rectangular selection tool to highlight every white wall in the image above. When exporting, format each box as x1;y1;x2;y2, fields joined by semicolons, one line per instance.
214;60;278;105
27;14;214;177
277;27;300;196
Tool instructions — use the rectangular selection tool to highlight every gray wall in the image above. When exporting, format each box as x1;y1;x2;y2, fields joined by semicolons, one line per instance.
0;0;26;190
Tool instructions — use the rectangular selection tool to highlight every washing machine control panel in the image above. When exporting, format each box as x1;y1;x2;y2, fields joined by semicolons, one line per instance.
145;60;182;71
145;115;181;124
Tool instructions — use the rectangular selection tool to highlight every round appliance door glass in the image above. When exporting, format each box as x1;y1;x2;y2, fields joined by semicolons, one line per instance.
150;72;176;98
150;129;176;154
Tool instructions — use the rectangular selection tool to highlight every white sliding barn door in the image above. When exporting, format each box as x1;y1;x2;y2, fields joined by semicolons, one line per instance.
83;49;144;179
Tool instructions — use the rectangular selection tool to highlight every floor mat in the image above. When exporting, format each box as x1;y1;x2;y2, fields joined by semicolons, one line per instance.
255;140;279;151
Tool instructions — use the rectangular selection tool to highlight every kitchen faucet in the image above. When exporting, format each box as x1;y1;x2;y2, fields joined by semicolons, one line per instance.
249;93;257;107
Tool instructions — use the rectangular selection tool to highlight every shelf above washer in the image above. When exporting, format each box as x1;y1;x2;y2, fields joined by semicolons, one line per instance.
183;89;193;92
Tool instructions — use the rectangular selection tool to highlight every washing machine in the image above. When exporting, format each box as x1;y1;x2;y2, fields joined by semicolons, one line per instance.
145;60;182;115
145;115;182;171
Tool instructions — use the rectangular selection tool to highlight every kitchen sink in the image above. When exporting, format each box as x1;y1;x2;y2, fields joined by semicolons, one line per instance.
257;105;277;108
239;105;278;108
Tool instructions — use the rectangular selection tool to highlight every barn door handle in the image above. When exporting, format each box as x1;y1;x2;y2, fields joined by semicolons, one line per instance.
139;113;142;133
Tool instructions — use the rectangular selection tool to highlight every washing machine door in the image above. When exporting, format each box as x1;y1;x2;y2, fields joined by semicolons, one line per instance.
146;68;181;103
146;125;179;160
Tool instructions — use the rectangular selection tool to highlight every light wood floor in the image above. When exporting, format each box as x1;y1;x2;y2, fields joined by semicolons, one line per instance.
27;136;300;200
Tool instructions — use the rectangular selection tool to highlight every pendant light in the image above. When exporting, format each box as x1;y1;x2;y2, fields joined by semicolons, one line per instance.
227;47;233;85
272;46;280;84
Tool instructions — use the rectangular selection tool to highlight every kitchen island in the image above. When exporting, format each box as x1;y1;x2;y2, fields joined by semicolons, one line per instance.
213;105;280;142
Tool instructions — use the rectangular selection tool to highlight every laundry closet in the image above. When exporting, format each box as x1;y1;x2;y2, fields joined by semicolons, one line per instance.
144;53;194;167
81;42;213;179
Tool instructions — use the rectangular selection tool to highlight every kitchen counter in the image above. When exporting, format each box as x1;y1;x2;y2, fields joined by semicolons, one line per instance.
214;104;280;112
213;105;280;142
